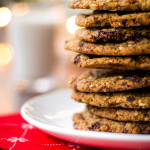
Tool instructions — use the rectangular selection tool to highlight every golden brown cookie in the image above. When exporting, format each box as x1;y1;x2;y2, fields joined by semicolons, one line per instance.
75;27;150;42
73;110;150;134
87;105;150;121
65;39;150;56
72;54;150;70
69;0;150;11
76;12;150;28
71;89;150;109
68;70;150;92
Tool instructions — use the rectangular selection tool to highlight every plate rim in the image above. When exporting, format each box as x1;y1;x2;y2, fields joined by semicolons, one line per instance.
21;88;150;142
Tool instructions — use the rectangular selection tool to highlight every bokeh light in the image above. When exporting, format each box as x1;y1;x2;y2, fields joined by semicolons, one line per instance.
66;16;80;34
0;43;13;68
0;7;12;28
12;3;29;17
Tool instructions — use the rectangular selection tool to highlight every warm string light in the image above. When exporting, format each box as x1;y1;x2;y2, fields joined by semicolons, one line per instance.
11;3;29;17
66;15;81;34
0;43;14;68
0;7;12;28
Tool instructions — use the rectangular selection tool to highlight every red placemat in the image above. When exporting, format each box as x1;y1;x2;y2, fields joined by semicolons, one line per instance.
0;113;97;150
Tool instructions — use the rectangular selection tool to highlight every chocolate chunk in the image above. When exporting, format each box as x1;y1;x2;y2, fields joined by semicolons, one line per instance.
122;19;127;26
123;129;128;133
101;86;109;91
124;76;141;83
139;125;147;133
91;122;101;129
116;75;142;83
88;127;92;130
78;99;82;102
127;96;135;102
74;84;78;91
73;122;78;126
122;82;127;86
74;54;81;64
131;104;138;107
79;42;84;47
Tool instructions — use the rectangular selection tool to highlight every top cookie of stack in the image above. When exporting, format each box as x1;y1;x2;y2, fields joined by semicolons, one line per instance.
69;0;150;11
65;0;150;70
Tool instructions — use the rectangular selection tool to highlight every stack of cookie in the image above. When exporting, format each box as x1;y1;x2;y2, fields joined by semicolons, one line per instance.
65;0;150;134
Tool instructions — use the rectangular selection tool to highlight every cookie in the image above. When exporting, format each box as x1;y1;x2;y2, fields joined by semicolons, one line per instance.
76;12;150;28
75;27;150;42
69;0;150;11
71;89;150;109
87;105;150;121
72;54;150;70
65;39;150;56
73;110;150;134
68;70;150;92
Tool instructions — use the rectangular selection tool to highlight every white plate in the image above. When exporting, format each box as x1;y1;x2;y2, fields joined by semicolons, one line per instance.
21;89;150;150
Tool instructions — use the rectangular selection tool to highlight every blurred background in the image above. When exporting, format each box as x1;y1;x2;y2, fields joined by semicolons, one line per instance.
0;0;88;115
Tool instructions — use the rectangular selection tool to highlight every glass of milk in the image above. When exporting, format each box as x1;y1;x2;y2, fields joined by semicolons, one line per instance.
9;9;60;93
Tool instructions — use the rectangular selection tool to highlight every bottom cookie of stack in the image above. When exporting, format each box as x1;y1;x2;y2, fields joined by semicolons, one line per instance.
73;108;150;134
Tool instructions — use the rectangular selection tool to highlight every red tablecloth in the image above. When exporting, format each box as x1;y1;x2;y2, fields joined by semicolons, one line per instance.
0;113;97;150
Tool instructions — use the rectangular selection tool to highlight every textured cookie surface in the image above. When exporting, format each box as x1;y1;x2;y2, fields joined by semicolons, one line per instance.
69;0;150;11
87;105;150;121
71;89;150;109
65;39;150;56
73;110;150;134
76;12;150;28
68;70;150;92
75;27;150;42
72;54;150;70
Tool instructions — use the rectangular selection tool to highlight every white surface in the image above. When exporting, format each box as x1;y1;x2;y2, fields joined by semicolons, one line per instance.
21;89;150;149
